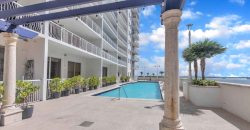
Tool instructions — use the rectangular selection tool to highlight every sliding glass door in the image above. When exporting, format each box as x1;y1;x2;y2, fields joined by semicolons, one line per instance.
68;61;81;78
47;57;61;79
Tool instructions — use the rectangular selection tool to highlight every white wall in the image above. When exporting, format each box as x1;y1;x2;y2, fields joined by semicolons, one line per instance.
183;82;250;122
189;86;221;108
219;83;250;122
48;45;88;78
16;38;45;80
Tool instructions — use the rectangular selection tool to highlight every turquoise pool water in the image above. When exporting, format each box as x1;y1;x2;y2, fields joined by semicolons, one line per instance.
95;82;162;100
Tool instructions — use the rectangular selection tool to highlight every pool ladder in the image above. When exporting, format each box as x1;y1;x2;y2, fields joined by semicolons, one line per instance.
119;87;128;100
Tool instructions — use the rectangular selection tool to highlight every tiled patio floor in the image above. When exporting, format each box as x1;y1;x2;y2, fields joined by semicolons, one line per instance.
1;85;250;130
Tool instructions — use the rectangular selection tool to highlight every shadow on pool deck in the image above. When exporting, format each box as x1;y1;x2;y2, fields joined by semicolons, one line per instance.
144;96;250;130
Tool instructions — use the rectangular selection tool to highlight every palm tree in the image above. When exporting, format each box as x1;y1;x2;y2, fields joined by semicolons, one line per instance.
147;73;149;76
160;71;164;76
183;46;198;80
140;72;143;76
192;39;226;80
152;73;155;77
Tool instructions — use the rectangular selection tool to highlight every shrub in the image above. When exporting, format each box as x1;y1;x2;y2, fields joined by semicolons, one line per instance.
88;76;100;89
110;75;116;84
16;80;39;104
0;83;4;102
62;79;73;90
49;78;63;93
192;79;217;86
70;75;84;89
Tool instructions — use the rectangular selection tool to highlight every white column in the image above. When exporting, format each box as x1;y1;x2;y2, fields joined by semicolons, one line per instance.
1;32;22;126
160;9;184;130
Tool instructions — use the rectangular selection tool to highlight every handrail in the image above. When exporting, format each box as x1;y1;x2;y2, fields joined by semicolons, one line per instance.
119;86;128;99
103;31;117;48
118;47;127;55
79;16;102;35
103;15;117;34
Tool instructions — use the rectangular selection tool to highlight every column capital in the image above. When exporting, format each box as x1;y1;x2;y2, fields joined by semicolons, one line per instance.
1;32;19;44
162;9;182;29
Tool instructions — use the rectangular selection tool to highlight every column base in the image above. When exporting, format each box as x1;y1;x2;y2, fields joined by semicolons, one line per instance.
0;107;23;126
159;117;184;130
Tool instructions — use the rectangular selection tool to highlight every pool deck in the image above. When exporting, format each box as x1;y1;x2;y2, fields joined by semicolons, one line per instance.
1;83;250;130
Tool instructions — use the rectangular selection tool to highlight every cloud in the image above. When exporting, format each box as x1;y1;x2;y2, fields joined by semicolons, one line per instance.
189;1;197;6
179;14;250;49
141;5;156;16
181;9;203;20
139;25;165;49
229;0;245;5
234;40;250;49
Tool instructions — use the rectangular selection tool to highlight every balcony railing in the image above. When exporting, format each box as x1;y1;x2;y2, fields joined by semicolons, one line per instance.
118;47;127;56
102;51;117;63
0;2;44;33
103;15;117;34
118;60;127;66
103;32;117;48
118;34;127;46
79;16;101;35
49;22;102;56
49;22;120;64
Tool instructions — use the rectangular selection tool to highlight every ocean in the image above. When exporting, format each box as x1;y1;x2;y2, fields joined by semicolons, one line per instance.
207;78;250;85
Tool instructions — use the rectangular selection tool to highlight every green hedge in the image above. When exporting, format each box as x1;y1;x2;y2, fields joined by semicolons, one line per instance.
192;79;217;86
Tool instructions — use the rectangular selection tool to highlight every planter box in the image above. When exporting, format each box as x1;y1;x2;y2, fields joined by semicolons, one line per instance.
188;85;221;108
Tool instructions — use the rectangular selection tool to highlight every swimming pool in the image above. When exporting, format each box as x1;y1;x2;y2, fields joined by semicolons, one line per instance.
95;82;162;100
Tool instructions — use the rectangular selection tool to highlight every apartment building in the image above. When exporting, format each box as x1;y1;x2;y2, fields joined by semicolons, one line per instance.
0;1;139;100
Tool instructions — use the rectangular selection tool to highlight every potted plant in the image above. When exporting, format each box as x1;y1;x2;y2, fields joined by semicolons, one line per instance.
102;77;107;87
106;76;111;86
110;75;116;85
120;76;125;83
125;76;130;82
81;77;87;92
0;83;4;105
49;78;63;98
88;76;99;90
70;75;83;94
16;80;39;119
61;79;72;96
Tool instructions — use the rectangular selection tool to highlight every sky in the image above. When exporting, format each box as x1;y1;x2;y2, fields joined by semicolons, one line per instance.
136;0;250;77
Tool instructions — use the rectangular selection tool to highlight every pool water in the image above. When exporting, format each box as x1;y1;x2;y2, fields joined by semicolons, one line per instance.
95;82;162;100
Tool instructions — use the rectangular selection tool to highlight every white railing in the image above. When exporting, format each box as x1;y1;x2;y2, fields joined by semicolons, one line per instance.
118;34;127;46
23;79;42;102
118;60;127;66
0;2;44;33
49;22;101;56
109;12;117;24
79;16;101;35
103;31;117;48
103;15;117;34
0;79;42;103
118;47;127;55
102;51;117;63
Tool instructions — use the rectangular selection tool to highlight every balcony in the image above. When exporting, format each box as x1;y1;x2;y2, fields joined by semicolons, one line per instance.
118;47;127;56
79;16;102;35
132;56;139;62
49;22;119;65
118;60;127;66
132;41;139;47
103;32;117;49
102;51;117;63
118;34;127;47
132;48;139;55
103;15;117;35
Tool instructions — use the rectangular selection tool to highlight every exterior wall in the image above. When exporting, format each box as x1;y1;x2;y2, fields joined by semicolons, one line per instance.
219;83;250;122
16;38;46;80
188;86;221;108
183;81;250;122
48;47;89;78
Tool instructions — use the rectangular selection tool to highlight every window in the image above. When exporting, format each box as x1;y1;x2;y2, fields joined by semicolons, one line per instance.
68;62;81;78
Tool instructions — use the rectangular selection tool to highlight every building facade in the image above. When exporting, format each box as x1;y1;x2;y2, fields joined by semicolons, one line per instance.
0;1;139;100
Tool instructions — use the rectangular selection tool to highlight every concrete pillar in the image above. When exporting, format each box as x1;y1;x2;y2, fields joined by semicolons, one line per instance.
1;32;23;126
159;9;184;130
